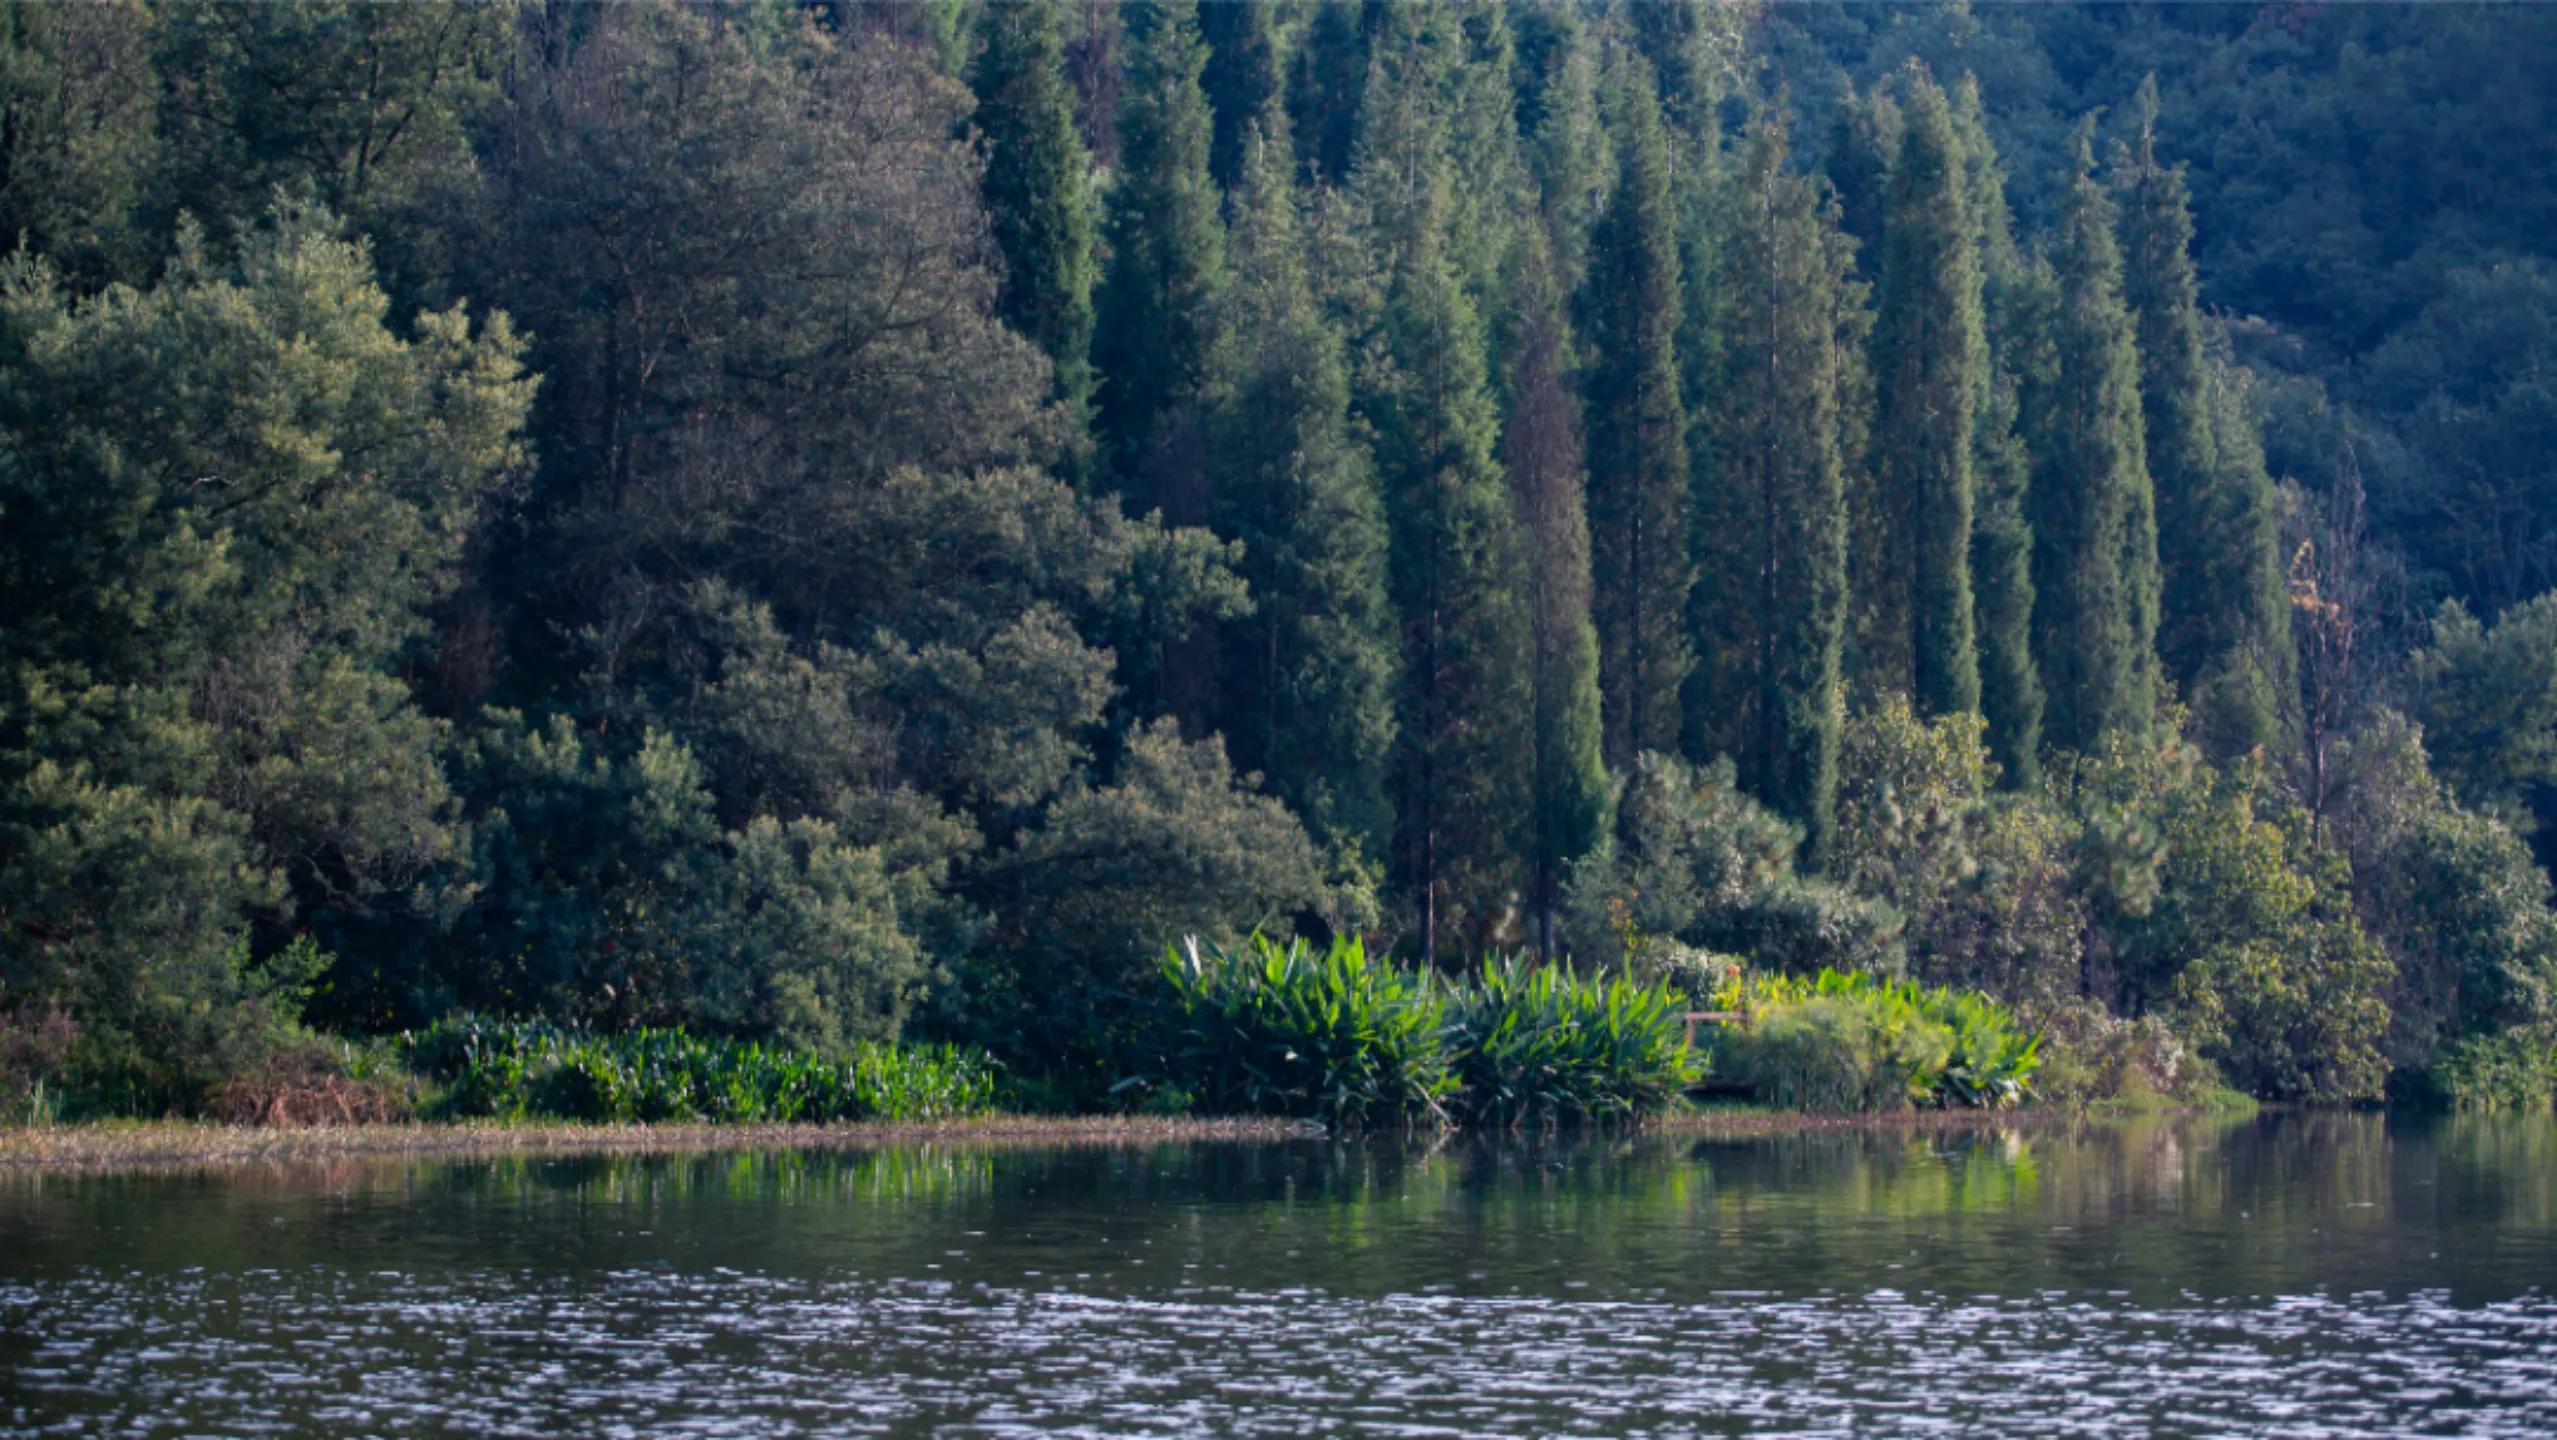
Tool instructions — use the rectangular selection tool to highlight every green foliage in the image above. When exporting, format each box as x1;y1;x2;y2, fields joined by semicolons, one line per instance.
0;1;158;284
1565;752;1902;981
1866;66;1983;718
1835;699;2085;1011
1354;43;1534;961
1451;954;1700;1128
2413;593;2557;835
407;1016;997;1125
1711;969;2042;1113
1149;934;1458;1129
971;0;1099;419
1204;120;1398;860
2061;733;2391;1103
1095;0;1226;498
426;713;934;1052
1691;109;1853;865
1581;60;1694;769
2025;131;2159;755
2427;1030;2557;1112
1504;230;1611;954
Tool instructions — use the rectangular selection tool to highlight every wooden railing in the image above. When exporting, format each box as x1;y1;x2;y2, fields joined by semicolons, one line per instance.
1682;1009;1749;1050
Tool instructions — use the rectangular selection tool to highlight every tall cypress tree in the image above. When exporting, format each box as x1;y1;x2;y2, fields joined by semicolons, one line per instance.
1867;67;1983;717
2114;76;2217;694
2116;76;2293;758
1205;116;1400;859
1094;0;1225;511
1952;76;2043;786
1198;0;1279;194
2026;128;2158;754
1695;112;1853;866
2193;349;2296;757
1504;225;1611;959
1580;61;1693;770
1354;41;1534;966
1824;78;1902;272
969;0;1098;422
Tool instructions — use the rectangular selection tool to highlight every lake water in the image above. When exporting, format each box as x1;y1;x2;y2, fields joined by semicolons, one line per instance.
2;1112;2553;1437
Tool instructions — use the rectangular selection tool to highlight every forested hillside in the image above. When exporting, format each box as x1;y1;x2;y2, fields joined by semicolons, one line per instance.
3;0;2554;1115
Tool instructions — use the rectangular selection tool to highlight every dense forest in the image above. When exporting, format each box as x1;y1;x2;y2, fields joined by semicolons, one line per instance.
3;0;2555;1116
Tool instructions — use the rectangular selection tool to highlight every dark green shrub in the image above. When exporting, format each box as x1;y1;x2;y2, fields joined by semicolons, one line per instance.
1451;956;1701;1127
1147;935;1458;1128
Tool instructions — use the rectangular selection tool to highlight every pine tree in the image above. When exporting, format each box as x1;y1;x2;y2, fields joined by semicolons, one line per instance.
1952;76;2042;786
1694;112;1853;866
1199;0;1279;193
1867;67;1983;717
970;0;1098;421
1355;43;1535;965
2026;128;2158;754
1580;61;1693;770
1504;226;1611;959
1094;0;1226;511
2116;76;2293;758
1204;116;1401;861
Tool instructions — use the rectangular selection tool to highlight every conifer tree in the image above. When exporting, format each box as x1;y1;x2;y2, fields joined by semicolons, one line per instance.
1520;1;1611;293
1094;0;1226;511
1286;0;1370;186
1867;68;1983;717
1444;0;1534;358
2026;128;2159;754
1952;77;2043;785
1504;226;1611;958
1205;117;1400;860
1581;62;1694;770
1694;113;1853;866
1355;43;1535;965
2115;76;2216;692
1824;78;1901;271
970;0;1098;420
1199;0;1280;193
2116;77;2293;758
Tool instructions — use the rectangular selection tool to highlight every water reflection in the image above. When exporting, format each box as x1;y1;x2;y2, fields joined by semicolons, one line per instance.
2;1111;2552;1437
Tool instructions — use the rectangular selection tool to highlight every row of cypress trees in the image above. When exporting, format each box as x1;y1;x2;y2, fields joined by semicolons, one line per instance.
968;1;2290;963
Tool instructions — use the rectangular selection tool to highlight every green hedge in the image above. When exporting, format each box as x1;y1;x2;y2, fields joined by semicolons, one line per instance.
403;1017;997;1124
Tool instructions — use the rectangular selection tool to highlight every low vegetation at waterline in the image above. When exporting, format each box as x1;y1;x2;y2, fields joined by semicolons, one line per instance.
1707;971;2043;1113
406;1018;1001;1125
1128;935;2038;1125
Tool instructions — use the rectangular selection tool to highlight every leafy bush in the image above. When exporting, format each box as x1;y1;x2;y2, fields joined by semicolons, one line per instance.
2426;1029;2557;1111
1145;935;1458;1128
1709;970;2041;1112
404;1016;997;1124
2026;999;2209;1110
1450;956;1702;1127
1564;753;1902;978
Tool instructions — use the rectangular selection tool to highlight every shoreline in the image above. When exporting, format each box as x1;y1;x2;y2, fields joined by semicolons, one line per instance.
0;1104;2198;1172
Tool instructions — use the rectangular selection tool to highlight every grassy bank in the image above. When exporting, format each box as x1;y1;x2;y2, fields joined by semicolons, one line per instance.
0;1113;1327;1172
0;1099;2276;1173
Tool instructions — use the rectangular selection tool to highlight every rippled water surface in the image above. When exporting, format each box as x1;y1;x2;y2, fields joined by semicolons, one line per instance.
4;1112;2556;1437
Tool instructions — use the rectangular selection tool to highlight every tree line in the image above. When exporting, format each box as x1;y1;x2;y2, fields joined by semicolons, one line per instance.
0;0;2552;1112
